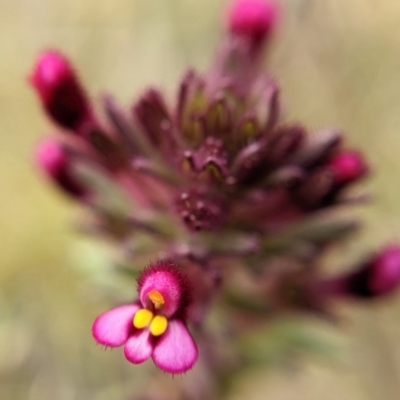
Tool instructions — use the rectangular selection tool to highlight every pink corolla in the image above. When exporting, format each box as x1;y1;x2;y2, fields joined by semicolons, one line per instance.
92;261;198;374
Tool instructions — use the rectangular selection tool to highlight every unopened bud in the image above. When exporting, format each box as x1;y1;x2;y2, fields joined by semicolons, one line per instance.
35;138;86;198
365;246;400;296
327;246;400;298
30;51;94;133
226;0;277;43
327;151;368;187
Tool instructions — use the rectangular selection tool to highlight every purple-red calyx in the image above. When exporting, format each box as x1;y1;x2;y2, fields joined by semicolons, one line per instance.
30;51;95;133
92;261;198;374
226;0;277;43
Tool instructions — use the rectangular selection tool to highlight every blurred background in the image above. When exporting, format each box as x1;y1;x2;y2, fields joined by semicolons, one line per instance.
1;0;400;398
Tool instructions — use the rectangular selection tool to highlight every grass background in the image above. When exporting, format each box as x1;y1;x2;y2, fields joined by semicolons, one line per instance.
1;0;400;398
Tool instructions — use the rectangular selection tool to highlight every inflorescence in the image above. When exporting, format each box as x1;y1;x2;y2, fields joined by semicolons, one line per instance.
31;0;400;377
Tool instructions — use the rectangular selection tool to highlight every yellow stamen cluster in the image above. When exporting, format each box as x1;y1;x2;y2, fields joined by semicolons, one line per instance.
132;290;168;336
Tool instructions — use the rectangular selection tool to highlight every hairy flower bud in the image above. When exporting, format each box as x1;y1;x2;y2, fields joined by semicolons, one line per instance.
30;51;94;133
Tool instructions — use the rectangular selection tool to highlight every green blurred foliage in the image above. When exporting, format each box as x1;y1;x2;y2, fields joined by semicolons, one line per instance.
1;0;400;399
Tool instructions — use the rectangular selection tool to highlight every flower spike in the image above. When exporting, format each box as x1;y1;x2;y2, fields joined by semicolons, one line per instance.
31;0;400;391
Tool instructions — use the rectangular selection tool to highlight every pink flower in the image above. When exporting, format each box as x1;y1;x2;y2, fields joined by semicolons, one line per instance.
92;261;198;374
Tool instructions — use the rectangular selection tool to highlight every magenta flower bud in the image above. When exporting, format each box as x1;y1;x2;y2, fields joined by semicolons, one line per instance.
324;246;400;299
30;51;94;132
366;246;400;296
327;150;368;187
92;261;198;374
35;138;86;198
226;0;277;43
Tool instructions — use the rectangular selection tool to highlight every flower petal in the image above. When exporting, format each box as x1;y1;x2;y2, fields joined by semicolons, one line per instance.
124;329;153;364
152;319;198;374
92;304;140;347
138;261;191;318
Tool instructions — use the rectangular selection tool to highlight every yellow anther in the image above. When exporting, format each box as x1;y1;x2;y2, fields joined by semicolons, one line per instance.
133;308;153;329
148;290;165;309
150;315;168;336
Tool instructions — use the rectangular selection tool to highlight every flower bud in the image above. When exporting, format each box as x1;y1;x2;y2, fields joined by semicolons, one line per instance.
30;51;94;132
326;246;400;298
292;149;368;209
327;150;368;187
226;0;277;43
35;138;86;198
364;246;400;296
